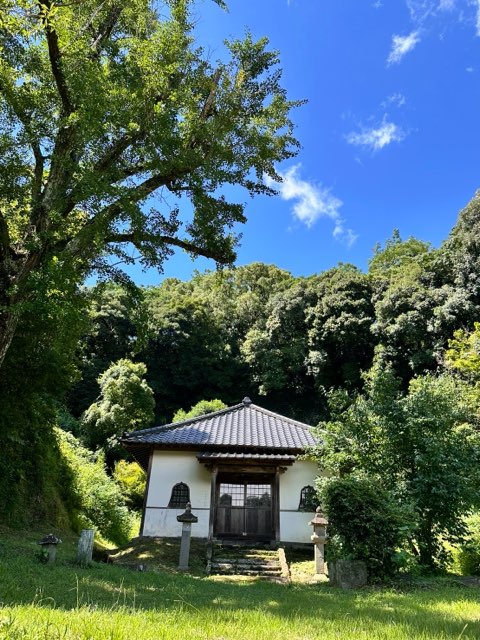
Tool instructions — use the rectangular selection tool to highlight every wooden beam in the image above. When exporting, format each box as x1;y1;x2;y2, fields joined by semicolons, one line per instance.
274;468;281;542
208;466;218;541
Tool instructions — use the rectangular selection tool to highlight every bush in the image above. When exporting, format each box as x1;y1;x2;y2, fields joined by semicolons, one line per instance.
452;513;480;576
56;428;132;545
319;476;414;580
113;460;146;511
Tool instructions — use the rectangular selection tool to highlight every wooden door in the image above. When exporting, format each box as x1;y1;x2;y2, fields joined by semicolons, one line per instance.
215;482;273;539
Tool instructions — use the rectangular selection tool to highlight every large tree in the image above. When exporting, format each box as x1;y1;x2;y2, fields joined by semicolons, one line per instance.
0;0;300;368
317;365;480;568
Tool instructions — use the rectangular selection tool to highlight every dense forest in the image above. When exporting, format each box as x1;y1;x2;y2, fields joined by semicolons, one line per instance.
69;190;480;427
2;190;480;547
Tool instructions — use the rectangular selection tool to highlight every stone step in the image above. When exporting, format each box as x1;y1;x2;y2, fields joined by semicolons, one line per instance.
208;545;289;582
211;566;283;577
214;557;280;566
212;562;282;573
215;552;279;560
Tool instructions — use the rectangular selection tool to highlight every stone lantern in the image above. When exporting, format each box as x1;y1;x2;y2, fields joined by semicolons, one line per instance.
309;507;328;576
177;502;198;570
38;533;62;564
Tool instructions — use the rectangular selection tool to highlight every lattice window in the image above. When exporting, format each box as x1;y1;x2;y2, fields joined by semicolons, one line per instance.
168;482;190;508
298;485;317;512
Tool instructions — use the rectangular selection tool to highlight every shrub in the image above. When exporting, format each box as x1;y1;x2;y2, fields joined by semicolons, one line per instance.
56;428;132;545
319;476;414;580
113;460;146;511
452;513;480;576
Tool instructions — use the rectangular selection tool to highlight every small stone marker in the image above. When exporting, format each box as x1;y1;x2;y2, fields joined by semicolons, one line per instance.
77;528;95;565
309;507;328;577
328;559;367;589
177;502;198;570
38;533;62;564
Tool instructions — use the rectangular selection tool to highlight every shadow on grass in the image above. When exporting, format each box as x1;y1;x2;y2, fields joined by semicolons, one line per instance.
2;564;479;638
1;529;479;639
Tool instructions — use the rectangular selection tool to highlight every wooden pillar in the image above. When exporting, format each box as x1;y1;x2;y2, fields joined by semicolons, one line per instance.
208;466;218;540
274;468;281;542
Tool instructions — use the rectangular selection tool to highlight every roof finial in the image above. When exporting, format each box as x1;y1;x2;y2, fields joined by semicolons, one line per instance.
242;396;252;406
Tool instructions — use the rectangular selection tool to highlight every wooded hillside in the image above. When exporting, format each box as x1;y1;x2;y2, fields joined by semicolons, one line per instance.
2;191;480;531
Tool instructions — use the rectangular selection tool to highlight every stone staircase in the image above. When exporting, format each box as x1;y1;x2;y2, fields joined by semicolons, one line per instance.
207;544;289;582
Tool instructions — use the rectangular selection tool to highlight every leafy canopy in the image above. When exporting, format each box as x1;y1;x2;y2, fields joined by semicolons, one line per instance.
316;364;480;568
0;0;301;367
81;358;154;449
173;398;227;423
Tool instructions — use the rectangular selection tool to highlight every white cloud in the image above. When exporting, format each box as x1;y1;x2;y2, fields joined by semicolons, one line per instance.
475;0;480;35
438;0;456;10
382;93;407;108
406;0;436;22
265;165;357;246
346;117;406;151
406;1;454;21
387;31;421;64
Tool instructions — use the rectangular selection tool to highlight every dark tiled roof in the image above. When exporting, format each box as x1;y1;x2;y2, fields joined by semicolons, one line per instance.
122;400;317;452
197;451;297;462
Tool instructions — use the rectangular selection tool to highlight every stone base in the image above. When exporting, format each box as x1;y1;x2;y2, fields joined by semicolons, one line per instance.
328;559;367;589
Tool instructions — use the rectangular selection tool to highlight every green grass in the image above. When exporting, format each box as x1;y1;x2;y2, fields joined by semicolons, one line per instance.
0;527;479;640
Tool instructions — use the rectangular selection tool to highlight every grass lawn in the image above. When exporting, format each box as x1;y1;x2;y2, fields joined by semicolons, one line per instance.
0;527;479;639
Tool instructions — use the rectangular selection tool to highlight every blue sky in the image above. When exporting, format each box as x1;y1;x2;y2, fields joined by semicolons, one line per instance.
127;0;480;284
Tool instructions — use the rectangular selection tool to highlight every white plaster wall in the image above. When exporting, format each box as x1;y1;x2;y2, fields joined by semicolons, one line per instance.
142;450;322;543
279;458;320;544
142;450;211;538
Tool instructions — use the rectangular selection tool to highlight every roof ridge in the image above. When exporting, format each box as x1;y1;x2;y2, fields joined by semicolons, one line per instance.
124;402;245;438
249;403;314;433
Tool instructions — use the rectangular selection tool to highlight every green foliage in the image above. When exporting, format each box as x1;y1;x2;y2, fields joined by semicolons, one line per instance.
242;265;375;418
57;429;132;545
81;359;155;449
452;513;480;576
113;460;146;512
142;286;237;422
69;284;146;417
369;230;431;282
242;278;316;396
319;476;413;579
306;265;375;390
368;232;439;381
173;399;227;423
316;365;480;568
0;260;86;526
446;322;480;378
0;0;301;369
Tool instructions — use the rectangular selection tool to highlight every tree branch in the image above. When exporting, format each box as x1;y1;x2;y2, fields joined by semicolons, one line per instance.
95;131;144;174
58;131;146;220
0;211;11;258
39;1;74;115
104;231;229;263
90;4;123;58
200;68;222;121
0;79;44;201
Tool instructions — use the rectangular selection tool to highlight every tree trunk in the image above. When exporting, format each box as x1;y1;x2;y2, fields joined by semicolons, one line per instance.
0;248;42;371
417;518;436;569
0;301;19;371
